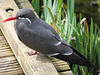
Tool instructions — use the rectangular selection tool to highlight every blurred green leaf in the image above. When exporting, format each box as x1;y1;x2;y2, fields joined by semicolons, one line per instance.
90;18;94;61
42;5;55;22
32;0;39;15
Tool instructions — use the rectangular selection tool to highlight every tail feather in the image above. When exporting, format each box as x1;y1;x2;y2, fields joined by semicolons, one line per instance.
53;46;95;67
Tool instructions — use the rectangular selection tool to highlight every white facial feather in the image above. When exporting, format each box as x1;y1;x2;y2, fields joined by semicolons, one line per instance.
18;17;31;24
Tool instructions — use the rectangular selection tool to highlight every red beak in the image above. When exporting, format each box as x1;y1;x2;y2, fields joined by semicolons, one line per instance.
3;16;18;23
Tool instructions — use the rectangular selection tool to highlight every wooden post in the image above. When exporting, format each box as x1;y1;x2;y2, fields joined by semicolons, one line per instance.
0;0;59;75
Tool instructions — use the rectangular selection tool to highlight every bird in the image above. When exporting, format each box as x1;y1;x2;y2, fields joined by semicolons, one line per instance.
3;8;94;67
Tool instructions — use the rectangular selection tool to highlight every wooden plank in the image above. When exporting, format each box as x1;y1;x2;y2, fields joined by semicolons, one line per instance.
0;67;22;74
0;70;22;75
0;34;23;74
0;49;10;52
0;56;16;65
0;51;13;58
15;0;35;10
59;71;74;75
0;56;23;75
0;65;21;71
0;0;59;75
0;39;5;42
0;36;5;40
0;47;10;50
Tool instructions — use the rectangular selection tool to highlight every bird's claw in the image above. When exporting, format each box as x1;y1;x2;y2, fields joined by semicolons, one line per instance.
25;51;37;56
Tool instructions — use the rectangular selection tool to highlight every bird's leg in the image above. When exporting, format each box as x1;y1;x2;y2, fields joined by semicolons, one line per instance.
26;51;38;56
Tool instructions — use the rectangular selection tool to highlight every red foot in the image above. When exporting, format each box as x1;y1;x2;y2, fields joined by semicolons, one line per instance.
27;51;37;56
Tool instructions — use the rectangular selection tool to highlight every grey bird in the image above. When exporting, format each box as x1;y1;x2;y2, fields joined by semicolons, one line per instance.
3;8;94;67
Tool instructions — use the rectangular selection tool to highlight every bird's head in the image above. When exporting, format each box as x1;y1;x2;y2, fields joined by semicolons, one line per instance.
3;8;37;23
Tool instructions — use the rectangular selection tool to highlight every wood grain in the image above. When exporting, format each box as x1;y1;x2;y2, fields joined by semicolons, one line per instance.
0;35;23;75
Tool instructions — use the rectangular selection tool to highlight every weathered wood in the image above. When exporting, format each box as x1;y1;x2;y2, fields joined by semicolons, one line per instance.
0;0;59;75
0;56;16;63
59;71;74;75
0;51;13;58
0;35;23;75
15;0;34;10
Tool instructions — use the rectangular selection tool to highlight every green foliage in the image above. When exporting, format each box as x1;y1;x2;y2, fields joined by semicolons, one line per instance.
31;0;100;75
31;0;40;15
73;17;100;75
97;0;100;12
42;0;77;44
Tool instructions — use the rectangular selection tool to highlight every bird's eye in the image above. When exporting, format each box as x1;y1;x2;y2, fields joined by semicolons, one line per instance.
19;16;23;18
18;17;23;19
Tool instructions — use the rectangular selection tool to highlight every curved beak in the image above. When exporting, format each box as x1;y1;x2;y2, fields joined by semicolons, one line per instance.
3;16;18;23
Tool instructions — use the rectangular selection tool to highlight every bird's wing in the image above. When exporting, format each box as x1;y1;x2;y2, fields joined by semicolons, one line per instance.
31;19;60;46
16;18;73;55
38;19;70;46
32;19;73;54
